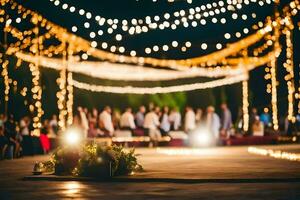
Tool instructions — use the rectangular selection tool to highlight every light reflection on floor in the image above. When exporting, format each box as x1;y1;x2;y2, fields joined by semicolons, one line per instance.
63;181;83;198
156;147;220;156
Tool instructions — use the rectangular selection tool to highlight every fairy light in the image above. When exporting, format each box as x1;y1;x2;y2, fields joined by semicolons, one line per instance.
57;42;67;131
47;0;272;39
15;50;276;81
270;5;280;131
1;60;10;106
1;13;9;114
71;73;248;94
242;80;249;131
31;25;44;136
41;0;272;58
66;71;73;125
283;13;295;122
66;47;73;126
2;0;274;68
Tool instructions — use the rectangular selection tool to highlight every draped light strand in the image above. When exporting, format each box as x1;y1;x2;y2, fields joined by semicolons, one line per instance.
71;73;248;94
49;0;272;38
1;60;10;106
14;50;277;81
242;80;249;132
4;0;267;57
2;0;274;69
283;14;295;121
66;49;73;126
30;26;44;135
56;42;67;131
270;9;280;131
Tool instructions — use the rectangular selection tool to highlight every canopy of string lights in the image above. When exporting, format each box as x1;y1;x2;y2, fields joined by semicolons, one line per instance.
0;0;299;134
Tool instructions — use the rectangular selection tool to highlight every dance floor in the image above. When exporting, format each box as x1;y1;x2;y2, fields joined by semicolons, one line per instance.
0;145;300;199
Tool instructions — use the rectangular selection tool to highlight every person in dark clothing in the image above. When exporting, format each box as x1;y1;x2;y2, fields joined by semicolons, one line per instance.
4;115;20;158
0;126;8;159
249;108;258;135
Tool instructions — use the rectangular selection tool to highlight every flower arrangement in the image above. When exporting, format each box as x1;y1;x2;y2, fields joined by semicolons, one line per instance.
33;143;142;178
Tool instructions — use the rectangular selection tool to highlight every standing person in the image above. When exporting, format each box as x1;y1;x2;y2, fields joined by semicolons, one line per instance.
99;106;114;137
249;108;258;135
143;108;161;146
49;115;58;135
135;106;146;128
39;120;51;154
220;103;233;138
4;115;20;158
0;114;6;128
148;102;155;112
160;106;170;136
20;116;32;155
0;126;8;159
184;107;196;133
78;107;89;138
112;109;121;130
120;107;136;131
90;108;98;125
206;106;221;140
155;106;162;118
169;107;181;131
260;107;271;128
195;108;203;125
20;116;30;137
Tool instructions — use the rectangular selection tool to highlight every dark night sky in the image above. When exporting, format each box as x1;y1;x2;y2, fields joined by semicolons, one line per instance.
1;0;300;121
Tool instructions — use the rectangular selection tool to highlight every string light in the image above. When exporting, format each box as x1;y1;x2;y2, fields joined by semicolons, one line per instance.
1;60;10;105
270;9;280;131
56;42;67;131
2;0;275;69
283;13;295;122
45;0;271;56
15;51;276;81
48;0;272;38
66;71;73;126
30;26;44;136
66;47;73;126
242;80;249;132
80;26;272;68
71;73;248;94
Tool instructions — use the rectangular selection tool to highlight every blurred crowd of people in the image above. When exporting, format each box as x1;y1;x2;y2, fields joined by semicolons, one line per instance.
0;114;58;160
0;102;299;159
73;103;234;145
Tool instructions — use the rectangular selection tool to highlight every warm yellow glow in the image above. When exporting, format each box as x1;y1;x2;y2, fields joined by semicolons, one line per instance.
283;13;295;121
270;13;280;131
71;73;248;94
242;80;249;132
15;51;276;81
63;127;82;145
156;148;216;156
248;147;300;162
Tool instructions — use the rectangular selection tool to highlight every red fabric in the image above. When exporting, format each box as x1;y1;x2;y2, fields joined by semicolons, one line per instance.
133;128;145;136
225;136;278;146
39;134;50;151
169;139;186;147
